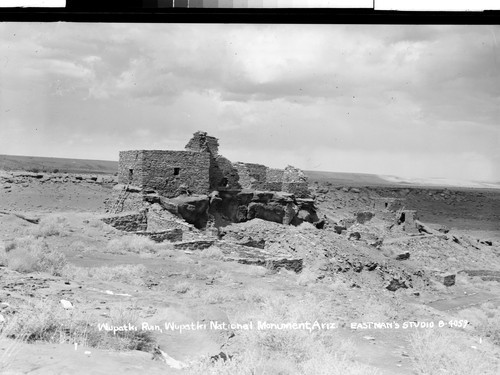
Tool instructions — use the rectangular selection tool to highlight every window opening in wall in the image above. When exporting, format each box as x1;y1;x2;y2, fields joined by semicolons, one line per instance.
220;177;228;187
128;169;133;181
173;167;180;176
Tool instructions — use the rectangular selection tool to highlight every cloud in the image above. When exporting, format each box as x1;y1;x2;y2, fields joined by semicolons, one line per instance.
0;23;498;182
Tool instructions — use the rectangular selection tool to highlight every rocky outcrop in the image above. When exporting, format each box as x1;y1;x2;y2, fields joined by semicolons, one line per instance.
207;190;319;228
159;195;210;229
355;211;375;224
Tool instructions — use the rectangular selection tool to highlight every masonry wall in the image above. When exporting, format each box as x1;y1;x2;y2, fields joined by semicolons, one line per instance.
210;155;241;190
234;162;268;190
282;182;310;198
139;150;211;197
118;150;144;186
185;131;219;156
265;168;285;191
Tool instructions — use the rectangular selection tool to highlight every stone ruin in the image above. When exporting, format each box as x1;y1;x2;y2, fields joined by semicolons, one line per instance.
118;131;309;199
106;131;321;234
100;131;315;273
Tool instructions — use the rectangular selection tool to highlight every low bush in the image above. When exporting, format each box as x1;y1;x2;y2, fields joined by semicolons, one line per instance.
296;268;318;286
1;236;66;276
458;305;500;346
0;299;156;353
409;328;499;374
105;235;157;254
28;215;67;238
62;264;147;286
172;281;192;294
200;246;225;260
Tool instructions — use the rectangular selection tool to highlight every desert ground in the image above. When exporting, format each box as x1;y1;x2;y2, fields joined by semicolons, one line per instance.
1;156;500;374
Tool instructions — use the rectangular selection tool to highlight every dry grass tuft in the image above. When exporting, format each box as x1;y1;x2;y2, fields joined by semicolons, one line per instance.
173;281;192;294
105;235;157;254
409;329;499;374
28;215;68;238
457;304;500;346
193;292;381;374
62;264;147;286
0;236;66;276
0;299;157;355
296;268;318;286
200;246;225;260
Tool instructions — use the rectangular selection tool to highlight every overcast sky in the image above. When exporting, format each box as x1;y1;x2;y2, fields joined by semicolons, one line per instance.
0;23;499;182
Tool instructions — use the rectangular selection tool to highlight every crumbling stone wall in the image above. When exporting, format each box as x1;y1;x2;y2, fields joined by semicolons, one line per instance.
234;162;268;190
282;165;309;197
373;197;404;212
210;155;241;190
185;131;219;156
398;209;419;234
265;168;284;191
118;131;309;199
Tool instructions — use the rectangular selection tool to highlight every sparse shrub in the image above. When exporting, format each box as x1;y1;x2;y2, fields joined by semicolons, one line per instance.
238;288;272;305
296;268;318;286
173;281;191;294
1;236;66;276
0;299;156;353
409;329;499;374
69;241;91;253
52;168;59;174
203;289;235;304
457;306;500;346
88;219;105;230
28;215;67;238
105;235;157;254
200;246;225;260
62;264;147;286
301;346;381;375
244;265;269;277
213;270;233;283
189;350;261;375
175;254;195;264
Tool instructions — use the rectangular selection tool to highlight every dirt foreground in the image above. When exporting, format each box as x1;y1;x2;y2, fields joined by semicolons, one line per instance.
1;170;500;374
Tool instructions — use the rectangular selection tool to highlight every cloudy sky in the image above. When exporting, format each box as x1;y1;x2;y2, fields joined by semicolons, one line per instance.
0;23;499;182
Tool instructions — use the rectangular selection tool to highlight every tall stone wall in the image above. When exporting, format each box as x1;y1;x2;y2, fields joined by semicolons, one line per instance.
210;155;241;190
282;182;310;198
118;150;144;186
281;166;309;197
282;165;308;183
118;132;310;199
185;131;219;156
234;162;268;190
139;150;210;197
265;168;284;191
